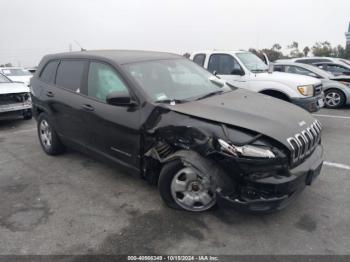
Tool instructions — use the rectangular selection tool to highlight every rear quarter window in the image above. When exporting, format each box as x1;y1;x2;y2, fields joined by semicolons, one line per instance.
39;60;59;84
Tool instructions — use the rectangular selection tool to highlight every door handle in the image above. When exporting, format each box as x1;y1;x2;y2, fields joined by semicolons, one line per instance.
82;104;94;112
46;91;54;97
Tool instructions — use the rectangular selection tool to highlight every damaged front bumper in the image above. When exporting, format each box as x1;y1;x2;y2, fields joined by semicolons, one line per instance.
216;145;323;212
0;102;32;120
290;93;324;113
0;102;32;113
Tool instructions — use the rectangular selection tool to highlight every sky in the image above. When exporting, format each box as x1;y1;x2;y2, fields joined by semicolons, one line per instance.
1;0;350;67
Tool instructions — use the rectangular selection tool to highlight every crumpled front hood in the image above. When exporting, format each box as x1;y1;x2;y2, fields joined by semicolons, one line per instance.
0;82;30;95
169;89;316;149
250;71;321;86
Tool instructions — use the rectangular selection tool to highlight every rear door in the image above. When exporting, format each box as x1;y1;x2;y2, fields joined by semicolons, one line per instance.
80;60;141;169
50;59;90;143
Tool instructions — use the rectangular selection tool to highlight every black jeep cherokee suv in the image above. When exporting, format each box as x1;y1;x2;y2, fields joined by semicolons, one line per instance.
31;50;323;212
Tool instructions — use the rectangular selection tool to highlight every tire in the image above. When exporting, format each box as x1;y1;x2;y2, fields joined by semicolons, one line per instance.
37;113;65;155
325;89;345;109
158;159;216;212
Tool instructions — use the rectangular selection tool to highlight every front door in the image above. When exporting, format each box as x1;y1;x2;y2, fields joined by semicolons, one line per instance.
206;53;247;88
81;61;141;170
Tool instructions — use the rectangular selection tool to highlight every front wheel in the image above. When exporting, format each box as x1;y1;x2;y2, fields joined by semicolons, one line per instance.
325;89;345;108
158;160;216;212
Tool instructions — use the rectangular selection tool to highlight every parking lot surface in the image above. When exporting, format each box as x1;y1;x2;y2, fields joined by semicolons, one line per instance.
0;107;349;255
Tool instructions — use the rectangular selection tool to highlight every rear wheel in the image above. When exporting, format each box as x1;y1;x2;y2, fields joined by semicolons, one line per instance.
158;160;216;212
325;89;345;108
37;113;65;155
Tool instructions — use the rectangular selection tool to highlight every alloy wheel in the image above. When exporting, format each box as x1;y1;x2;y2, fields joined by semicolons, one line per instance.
325;92;341;107
39;120;52;150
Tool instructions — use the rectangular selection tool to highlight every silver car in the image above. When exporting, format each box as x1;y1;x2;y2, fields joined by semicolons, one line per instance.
274;62;350;108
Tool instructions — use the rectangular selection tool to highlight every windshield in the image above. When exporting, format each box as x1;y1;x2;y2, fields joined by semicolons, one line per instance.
309;65;334;78
1;68;32;76
236;52;268;72
123;59;231;102
0;74;11;83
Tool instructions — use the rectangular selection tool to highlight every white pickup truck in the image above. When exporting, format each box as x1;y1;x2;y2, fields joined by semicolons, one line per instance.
190;50;324;112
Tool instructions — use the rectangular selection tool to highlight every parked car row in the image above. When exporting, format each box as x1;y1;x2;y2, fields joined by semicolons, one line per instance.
273;62;350;108
276;56;350;76
190;50;325;112
29;50;324;213
186;51;350;109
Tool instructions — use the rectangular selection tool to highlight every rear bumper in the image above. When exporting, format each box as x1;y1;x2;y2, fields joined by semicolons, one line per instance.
290;93;324;112
217;145;323;213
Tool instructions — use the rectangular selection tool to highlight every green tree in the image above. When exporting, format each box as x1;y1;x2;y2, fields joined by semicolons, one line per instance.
249;43;284;62
303;46;310;57
312;41;333;57
272;43;282;51
332;45;345;58
0;63;13;67
288;42;303;58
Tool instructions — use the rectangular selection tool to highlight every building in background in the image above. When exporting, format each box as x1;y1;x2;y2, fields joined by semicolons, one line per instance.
346;22;350;48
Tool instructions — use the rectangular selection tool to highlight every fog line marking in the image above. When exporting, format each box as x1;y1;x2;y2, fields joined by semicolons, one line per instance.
324;161;350;170
313;114;350;120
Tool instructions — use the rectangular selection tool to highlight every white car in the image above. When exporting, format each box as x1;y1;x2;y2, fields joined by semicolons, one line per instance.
0;73;32;120
276;57;350;69
190;50;324;112
0;67;33;86
274;62;350;108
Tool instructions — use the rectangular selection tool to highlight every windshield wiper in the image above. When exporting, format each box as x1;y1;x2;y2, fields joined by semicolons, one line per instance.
195;90;226;101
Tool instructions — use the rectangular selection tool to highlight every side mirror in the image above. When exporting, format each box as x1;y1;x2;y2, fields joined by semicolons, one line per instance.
231;69;244;76
106;91;135;107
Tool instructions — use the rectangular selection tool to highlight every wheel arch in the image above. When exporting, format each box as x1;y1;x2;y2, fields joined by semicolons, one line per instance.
259;89;291;102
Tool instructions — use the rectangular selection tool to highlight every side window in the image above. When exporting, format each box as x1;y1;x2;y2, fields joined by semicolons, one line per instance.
285;66;318;78
273;65;285;72
316;64;326;70
327;64;348;73
87;62;128;103
208;54;242;75
193;54;206;67
39;60;59;84
56;60;85;92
